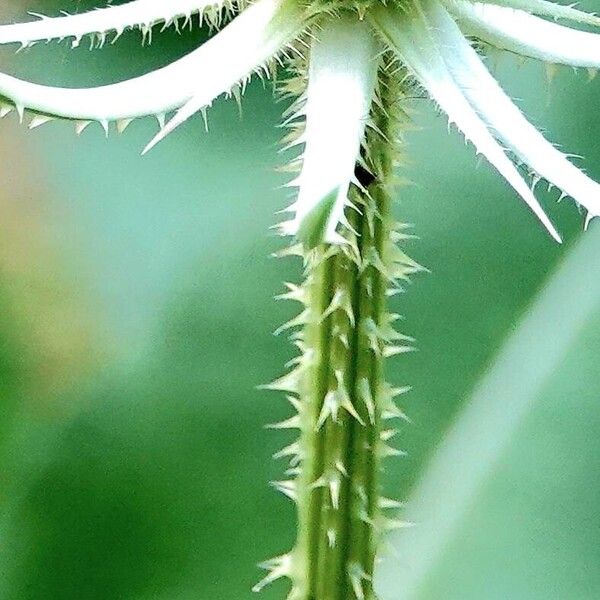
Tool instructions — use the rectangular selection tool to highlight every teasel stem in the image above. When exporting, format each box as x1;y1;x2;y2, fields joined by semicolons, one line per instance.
258;62;420;600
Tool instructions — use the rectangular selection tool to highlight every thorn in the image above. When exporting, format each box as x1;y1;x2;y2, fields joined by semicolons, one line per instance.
358;378;375;424
0;104;13;118
275;282;306;304
327;529;336;548
347;563;370;600
75;120;92;136
272;244;304;259
273;441;301;462
389;385;412;399
380;428;397;442
253;554;292;593
383;345;414;358
310;471;341;509
381;517;415;531
321;288;354;325
585;211;597;230
316;390;339;429
286;394;302;412
116;118;133;134
273;309;310;336
200;107;209;131
259;369;301;394
29;115;54;129
335;459;348;477
329;476;341;509
232;85;243;118
382;400;411;423
266;415;301;430
379;443;407;458
379;497;404;510
270;480;297;502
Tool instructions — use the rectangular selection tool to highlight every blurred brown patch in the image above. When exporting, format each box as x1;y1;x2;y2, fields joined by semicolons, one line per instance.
0;133;103;412
0;8;103;413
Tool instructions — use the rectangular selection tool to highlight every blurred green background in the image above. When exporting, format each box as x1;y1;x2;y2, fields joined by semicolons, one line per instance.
0;2;598;599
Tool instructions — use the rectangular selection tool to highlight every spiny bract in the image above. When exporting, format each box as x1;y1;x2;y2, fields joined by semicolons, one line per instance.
0;0;598;243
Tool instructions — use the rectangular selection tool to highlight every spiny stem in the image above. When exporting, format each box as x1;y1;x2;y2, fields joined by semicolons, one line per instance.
295;175;394;600
258;65;419;599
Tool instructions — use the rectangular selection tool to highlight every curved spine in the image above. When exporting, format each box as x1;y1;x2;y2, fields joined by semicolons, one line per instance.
0;0;225;48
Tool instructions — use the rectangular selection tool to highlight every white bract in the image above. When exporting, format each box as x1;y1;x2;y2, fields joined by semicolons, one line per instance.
0;0;599;243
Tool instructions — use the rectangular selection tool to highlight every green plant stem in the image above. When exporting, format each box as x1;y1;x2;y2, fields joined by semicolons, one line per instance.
294;67;403;599
293;181;391;600
258;65;418;600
